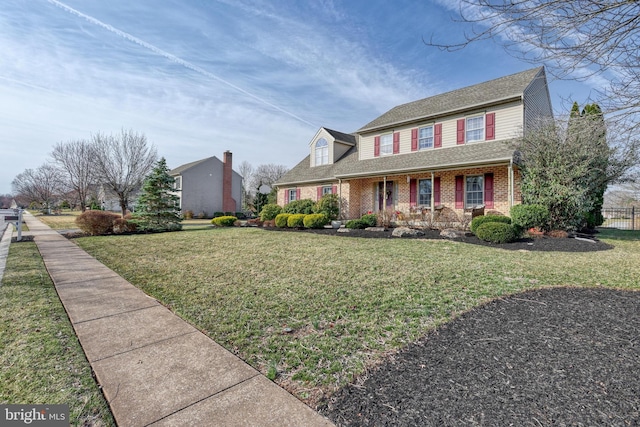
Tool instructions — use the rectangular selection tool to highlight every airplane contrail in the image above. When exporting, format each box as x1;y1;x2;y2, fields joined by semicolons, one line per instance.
47;0;318;128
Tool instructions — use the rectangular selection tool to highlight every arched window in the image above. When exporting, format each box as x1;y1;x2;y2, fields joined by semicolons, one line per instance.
315;138;329;166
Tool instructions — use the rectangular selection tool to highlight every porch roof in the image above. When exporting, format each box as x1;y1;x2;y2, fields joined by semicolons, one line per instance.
277;140;516;186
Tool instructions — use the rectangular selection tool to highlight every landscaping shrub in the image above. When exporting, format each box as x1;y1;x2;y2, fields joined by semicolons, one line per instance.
510;204;549;230
470;214;512;234
211;216;237;227
75;210;120;235
213;212;224;218
260;204;282;221
361;213;378;227
275;213;291;228
112;218;137;234
475;222;519;243
283;199;315;215
183;210;194;219
303;213;329;229
287;213;306;228
314;194;339;220
235;212;246;219
345;219;367;229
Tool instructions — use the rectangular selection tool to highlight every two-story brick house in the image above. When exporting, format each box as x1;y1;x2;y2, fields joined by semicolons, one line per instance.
276;67;553;220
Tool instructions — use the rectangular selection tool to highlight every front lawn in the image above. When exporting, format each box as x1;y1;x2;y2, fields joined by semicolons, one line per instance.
73;227;640;405
0;242;114;425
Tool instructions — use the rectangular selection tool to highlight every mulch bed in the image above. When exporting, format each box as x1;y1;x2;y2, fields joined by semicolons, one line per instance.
267;227;614;252
319;287;640;426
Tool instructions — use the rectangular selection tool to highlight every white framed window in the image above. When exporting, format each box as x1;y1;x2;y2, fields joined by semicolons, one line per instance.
418;179;432;205
466;116;485;142
380;133;393;155
315;138;329;166
288;189;297;202
418;126;434;149
174;176;182;190
466;175;484;207
322;186;333;196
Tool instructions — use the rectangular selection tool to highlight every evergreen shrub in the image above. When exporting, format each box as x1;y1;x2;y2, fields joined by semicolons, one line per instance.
510;204;550;230
211;216;237;227
260;204;282;221
345;219;367;229
475;222;519;243
287;213;306;228
283;199;315;214
275;213;291;228
303;213;329;229
470;214;512;234
361;214;378;227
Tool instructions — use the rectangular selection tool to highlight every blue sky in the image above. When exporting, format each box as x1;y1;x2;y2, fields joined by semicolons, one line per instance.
0;0;603;195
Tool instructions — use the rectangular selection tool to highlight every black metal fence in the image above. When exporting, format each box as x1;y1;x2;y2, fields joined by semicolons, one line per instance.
601;207;639;230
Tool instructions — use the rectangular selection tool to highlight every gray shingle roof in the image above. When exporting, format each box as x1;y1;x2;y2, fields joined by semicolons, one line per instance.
277;140;515;185
324;128;356;145
358;67;543;133
169;157;216;176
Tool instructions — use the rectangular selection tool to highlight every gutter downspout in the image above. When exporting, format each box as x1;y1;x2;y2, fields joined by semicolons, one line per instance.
338;179;342;219
508;160;514;208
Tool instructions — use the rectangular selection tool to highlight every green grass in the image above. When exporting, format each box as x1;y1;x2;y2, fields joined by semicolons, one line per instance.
597;228;640;240
72;227;640;404
0;242;115;426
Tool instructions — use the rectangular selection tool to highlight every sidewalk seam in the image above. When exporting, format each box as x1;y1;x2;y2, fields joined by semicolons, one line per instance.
90;330;200;363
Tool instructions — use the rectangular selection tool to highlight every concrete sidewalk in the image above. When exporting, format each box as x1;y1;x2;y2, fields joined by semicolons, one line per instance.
18;213;334;427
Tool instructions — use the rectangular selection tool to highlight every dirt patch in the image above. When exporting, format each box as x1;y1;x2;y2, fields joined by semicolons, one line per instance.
320;287;640;426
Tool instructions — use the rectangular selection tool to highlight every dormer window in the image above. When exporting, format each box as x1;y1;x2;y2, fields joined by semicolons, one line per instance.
315;138;329;166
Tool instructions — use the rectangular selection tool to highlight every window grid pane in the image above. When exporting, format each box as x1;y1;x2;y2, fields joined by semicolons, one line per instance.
315;139;329;165
466;116;484;142
418;179;432;206
466;176;483;207
419;126;433;149
322;186;333;195
289;189;297;202
380;134;393;155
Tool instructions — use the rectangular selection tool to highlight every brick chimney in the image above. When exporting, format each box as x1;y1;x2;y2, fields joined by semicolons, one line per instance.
222;151;236;212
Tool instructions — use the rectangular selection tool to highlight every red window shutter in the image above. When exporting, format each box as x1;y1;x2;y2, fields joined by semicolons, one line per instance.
434;123;442;148
484;173;494;208
332;185;337;194
296;188;301;201
434;177;441;204
486;112;495;140
317;186;322;200
409;179;417;207
456;119;465;145
393;132;400;154
374;136;380;157
455;175;464;208
411;128;418;151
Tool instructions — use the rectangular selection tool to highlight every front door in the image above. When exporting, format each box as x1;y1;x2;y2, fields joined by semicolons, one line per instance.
378;181;394;211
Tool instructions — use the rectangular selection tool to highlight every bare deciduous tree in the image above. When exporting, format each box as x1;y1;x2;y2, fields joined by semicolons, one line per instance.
91;129;157;217
253;163;289;187
237;160;254;210
429;0;640;126
51;139;94;212
11;164;66;212
0;194;13;209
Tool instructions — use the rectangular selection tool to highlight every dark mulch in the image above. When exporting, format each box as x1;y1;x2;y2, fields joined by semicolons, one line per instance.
267;227;614;252
320;287;640;426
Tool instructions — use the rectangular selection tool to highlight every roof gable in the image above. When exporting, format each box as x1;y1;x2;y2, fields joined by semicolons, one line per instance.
358;67;544;133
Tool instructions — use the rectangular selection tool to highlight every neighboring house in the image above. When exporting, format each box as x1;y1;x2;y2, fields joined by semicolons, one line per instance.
276;67;553;220
169;151;242;217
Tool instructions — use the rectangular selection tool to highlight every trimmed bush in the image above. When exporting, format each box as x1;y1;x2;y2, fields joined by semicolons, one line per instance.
211;216;237;227
314;194;339;220
361;213;378;227
475;222;519;243
113;218;137;234
213;212;224;218
260;204;282;221
345;219;367;229
287;213;306;228
283;199;315;215
183;210;194;219
470;214;512;234
303;213;329;229
75;210;120;235
510;204;550;230
275;213;291;228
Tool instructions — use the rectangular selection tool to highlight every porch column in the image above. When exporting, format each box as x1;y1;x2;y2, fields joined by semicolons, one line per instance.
338;179;342;219
508;162;514;208
430;172;435;223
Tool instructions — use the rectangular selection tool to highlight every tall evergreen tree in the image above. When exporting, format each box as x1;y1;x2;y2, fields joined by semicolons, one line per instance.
135;157;182;231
